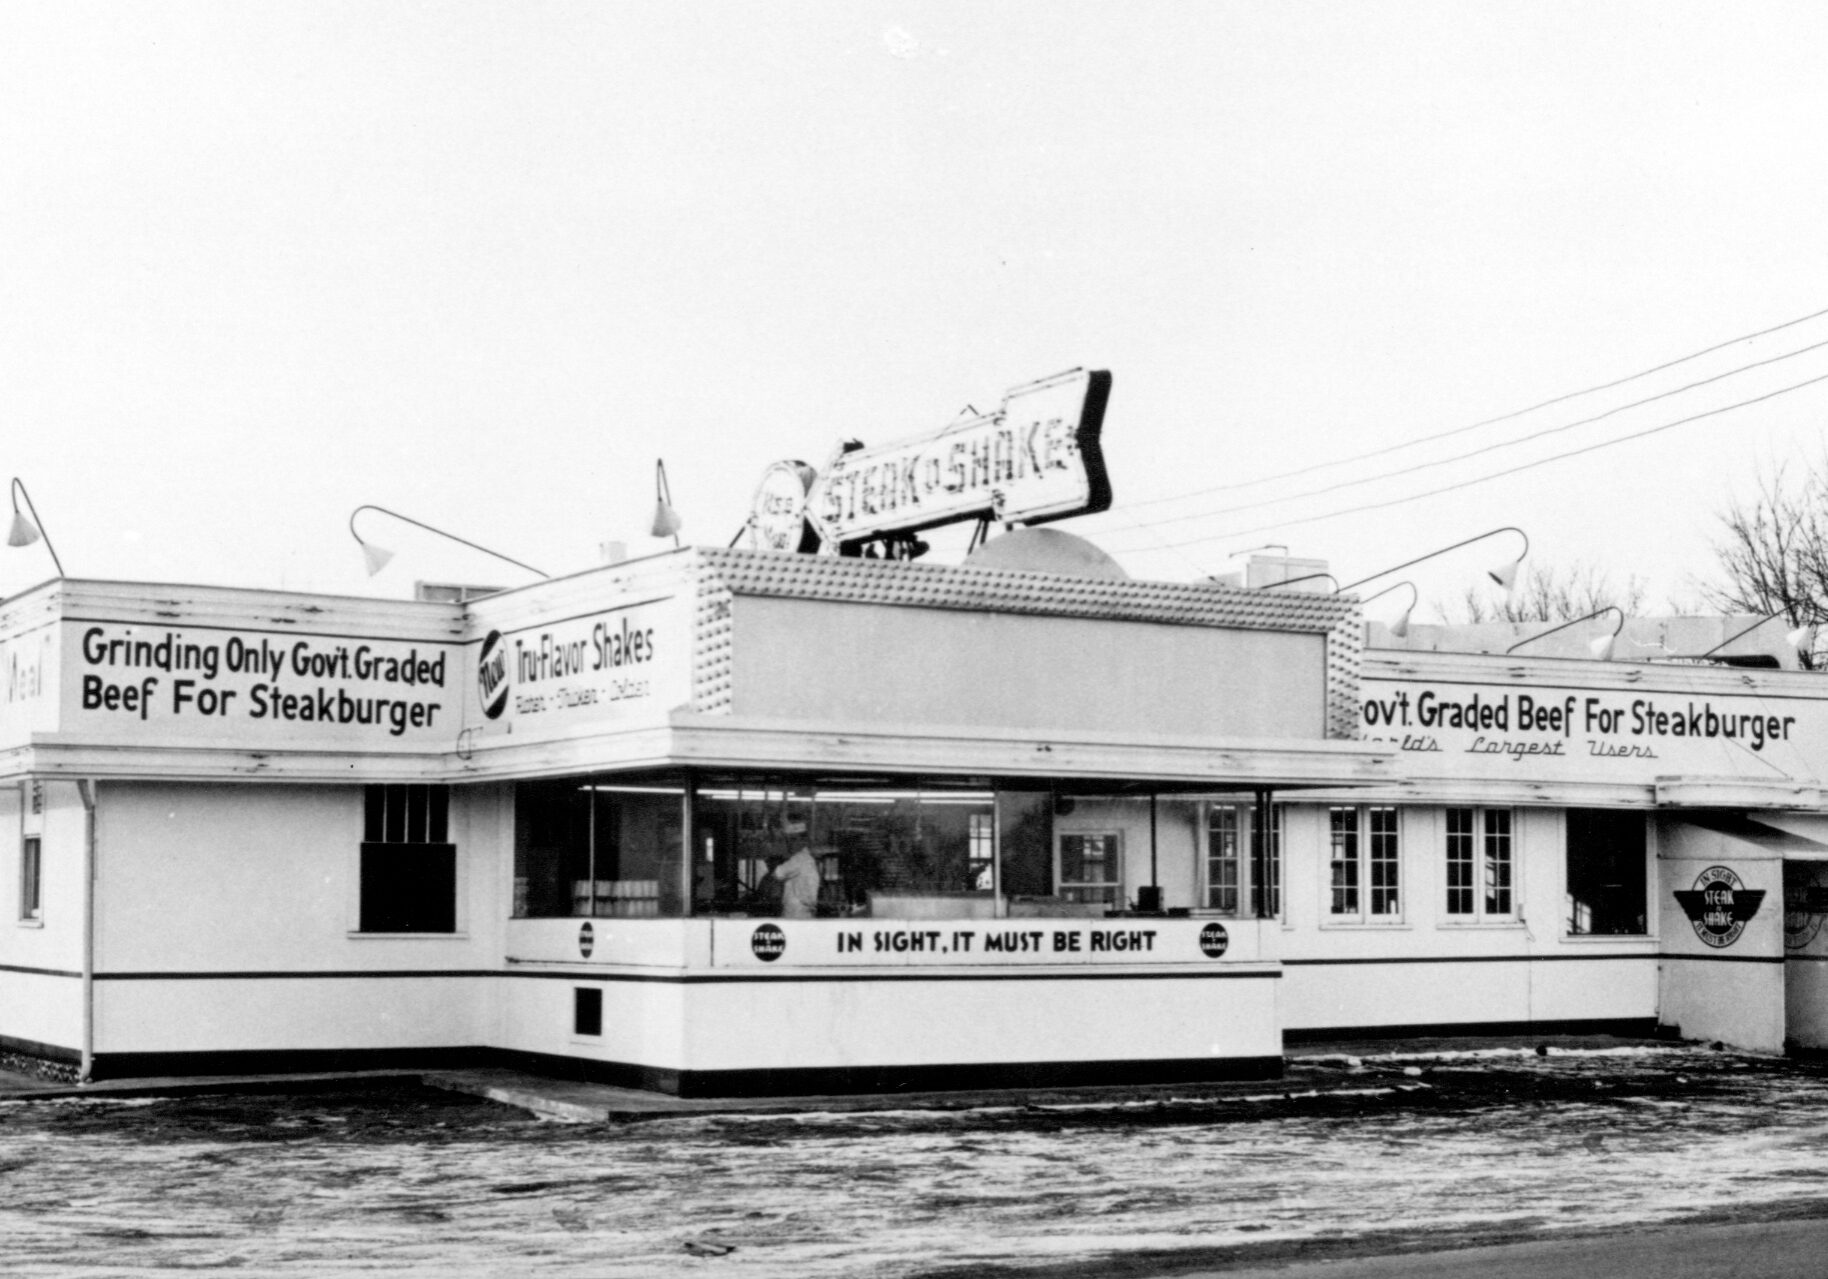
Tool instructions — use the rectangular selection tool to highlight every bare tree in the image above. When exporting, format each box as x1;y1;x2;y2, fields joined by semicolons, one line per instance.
1705;462;1828;668
1446;561;1646;624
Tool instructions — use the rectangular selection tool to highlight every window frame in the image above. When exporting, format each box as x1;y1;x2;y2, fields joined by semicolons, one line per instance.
1202;802;1283;919
1564;808;1651;938
1056;830;1123;908
354;784;461;937
20;834;42;924
1444;806;1517;924
1326;804;1403;925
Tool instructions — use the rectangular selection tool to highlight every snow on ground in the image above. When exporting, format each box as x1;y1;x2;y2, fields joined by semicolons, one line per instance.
4;1047;1828;1278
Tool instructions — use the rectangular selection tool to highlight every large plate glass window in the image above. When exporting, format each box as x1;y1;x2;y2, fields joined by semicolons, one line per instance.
1329;805;1401;923
513;779;683;919
1445;808;1514;921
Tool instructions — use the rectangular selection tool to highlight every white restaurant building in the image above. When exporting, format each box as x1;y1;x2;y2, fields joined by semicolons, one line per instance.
4;372;1827;1094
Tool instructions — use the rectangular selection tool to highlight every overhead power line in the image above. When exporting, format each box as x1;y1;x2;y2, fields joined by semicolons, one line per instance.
1123;366;1828;554
1127;332;1828;530
1125;302;1828;512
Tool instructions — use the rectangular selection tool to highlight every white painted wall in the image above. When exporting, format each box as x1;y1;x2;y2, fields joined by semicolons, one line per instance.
680;972;1279;1070
1280;803;1660;1032
1656;819;1785;1052
733;598;1328;740
90;781;509;1055
0;782;87;1055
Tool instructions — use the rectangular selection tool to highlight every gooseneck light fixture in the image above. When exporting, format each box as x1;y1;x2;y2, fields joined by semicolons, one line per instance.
1504;605;1626;661
348;505;549;580
1266;527;1529;596
1339;526;1530;594
651;459;683;547
1361;581;1419;639
1694;609;1819;662
7;478;64;577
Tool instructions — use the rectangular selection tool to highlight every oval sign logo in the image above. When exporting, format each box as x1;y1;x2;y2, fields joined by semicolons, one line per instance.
1674;865;1766;949
477;630;510;720
749;461;819;553
751;923;787;963
578;921;594;958
1199;922;1230;959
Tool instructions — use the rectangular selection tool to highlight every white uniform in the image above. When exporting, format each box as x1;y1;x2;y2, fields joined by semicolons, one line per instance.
773;848;822;918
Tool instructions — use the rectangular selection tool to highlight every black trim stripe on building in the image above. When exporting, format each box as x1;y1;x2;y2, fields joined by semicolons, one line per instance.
1281;953;1657;966
90;966;1277;985
84;1045;1284;1096
0;1032;80;1064
0;963;82;979
1285;1017;1663;1044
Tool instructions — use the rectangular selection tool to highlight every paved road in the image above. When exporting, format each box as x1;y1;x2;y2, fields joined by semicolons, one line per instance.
5;1044;1828;1277
1205;1217;1828;1279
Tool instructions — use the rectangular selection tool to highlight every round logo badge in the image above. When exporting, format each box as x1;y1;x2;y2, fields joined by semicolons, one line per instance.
477;630;510;720
1784;884;1828;957
1675;865;1766;949
1786;894;1825;951
578;921;595;958
749;461;819;553
751;923;787;963
1199;922;1230;959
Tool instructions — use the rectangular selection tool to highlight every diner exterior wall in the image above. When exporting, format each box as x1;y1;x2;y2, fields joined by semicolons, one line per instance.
1654;818;1785;1053
1278;804;1661;1035
86;782;509;1070
0;782;85;1062
730;597;1328;741
494;917;1281;1094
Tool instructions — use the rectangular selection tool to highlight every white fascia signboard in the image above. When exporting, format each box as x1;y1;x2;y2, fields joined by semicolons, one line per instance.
0;611;57;754
1360;658;1828;790
460;585;696;748
806;369;1113;549
64;621;459;748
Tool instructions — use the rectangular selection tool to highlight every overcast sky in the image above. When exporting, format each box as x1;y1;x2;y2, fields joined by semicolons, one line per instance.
5;2;1827;623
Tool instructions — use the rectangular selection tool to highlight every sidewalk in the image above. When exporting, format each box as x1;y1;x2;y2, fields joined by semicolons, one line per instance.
0;1033;1679;1122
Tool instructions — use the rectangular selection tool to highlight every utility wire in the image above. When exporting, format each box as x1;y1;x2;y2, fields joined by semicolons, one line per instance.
1124;302;1828;511
1121;333;1828;530
1123;367;1828;553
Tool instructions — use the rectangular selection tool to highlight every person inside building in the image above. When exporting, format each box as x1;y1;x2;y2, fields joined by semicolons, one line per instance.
771;844;823;918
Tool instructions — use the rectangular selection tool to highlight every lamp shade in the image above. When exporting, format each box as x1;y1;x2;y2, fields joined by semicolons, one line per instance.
1588;632;1617;661
360;541;395;577
7;509;41;548
1489;556;1522;592
1389;602;1414;639
651;500;684;540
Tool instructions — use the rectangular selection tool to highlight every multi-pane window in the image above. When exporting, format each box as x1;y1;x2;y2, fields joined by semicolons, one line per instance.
1206;806;1241;913
359;784;456;933
1058;832;1122;906
20;836;41;922
1205;804;1283;917
1446;808;1514;920
1330;806;1401;922
968;812;995;891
